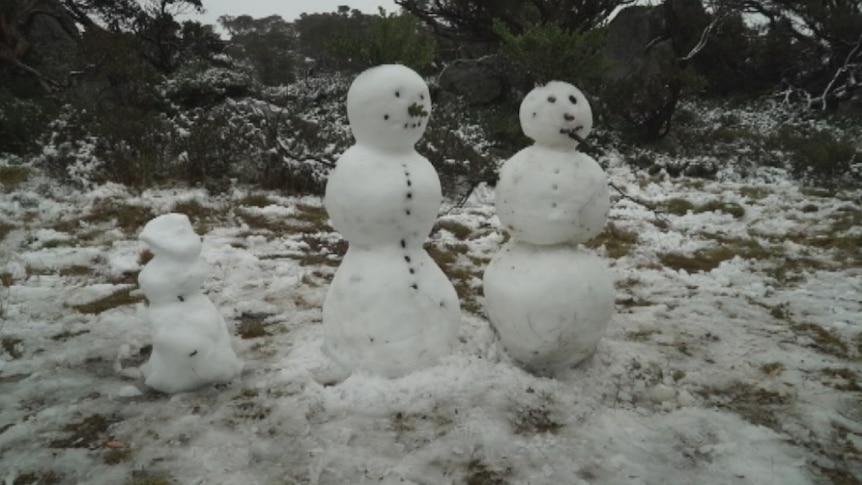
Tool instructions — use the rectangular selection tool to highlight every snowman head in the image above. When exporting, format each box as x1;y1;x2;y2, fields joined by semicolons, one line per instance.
347;64;432;152
139;213;202;261
519;81;592;149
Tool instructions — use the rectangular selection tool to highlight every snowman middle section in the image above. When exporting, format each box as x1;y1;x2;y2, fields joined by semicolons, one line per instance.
323;146;461;379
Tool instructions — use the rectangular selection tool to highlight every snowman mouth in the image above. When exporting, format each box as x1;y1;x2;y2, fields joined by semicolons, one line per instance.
560;126;586;143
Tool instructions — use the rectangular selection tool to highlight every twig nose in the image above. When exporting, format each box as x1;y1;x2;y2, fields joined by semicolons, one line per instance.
564;114;575;121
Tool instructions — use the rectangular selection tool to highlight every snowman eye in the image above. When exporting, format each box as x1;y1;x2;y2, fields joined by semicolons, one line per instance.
420;94;425;100
384;114;390;120
548;96;557;103
569;95;578;104
395;90;401;98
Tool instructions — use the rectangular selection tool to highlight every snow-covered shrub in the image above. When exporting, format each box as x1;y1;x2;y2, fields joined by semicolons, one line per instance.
419;100;498;197
163;64;253;109
768;126;862;188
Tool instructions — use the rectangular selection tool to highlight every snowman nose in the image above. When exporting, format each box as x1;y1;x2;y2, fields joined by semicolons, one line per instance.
408;102;428;118
564;114;575;121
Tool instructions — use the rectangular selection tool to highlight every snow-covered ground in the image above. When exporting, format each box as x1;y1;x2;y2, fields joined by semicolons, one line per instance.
0;157;860;484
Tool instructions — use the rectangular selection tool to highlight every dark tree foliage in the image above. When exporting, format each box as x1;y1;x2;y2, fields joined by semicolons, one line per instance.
295;8;436;73
220;14;298;86
717;0;862;109
394;0;635;42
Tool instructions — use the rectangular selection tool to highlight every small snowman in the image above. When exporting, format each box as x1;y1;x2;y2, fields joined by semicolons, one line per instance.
483;81;614;374
322;64;461;378
138;213;242;393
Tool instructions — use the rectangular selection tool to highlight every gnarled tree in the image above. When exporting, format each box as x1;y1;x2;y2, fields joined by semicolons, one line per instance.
394;0;635;43
717;0;862;109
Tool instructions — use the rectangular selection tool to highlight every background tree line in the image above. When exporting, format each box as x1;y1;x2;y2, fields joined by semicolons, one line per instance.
1;0;860;191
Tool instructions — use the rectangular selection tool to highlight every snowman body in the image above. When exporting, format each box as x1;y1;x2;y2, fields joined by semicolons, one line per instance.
484;81;614;373
495;146;610;245
138;213;242;393
322;65;461;378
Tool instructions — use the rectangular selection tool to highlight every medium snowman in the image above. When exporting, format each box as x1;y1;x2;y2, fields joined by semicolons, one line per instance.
322;64;461;378
483;81;614;374
138;213;242;393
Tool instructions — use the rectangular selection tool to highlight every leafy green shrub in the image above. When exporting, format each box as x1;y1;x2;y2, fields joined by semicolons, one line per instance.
326;9;437;73
768;126;861;187
494;20;607;89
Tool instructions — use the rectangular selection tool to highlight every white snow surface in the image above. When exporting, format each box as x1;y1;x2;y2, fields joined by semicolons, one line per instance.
1;160;861;483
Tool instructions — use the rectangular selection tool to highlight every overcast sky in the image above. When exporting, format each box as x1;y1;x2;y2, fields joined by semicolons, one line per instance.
188;0;400;26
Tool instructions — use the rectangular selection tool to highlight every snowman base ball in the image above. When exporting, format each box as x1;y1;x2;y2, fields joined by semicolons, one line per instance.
483;242;614;373
322;246;460;378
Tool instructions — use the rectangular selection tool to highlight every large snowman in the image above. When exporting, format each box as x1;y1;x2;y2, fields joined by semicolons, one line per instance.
483;81;614;374
138;213;242;393
322;64;461;378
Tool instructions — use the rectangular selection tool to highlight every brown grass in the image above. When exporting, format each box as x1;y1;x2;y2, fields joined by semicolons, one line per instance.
69;287;144;315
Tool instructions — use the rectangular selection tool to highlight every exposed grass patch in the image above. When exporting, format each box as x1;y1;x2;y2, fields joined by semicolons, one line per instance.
138;249;154;266
616;297;655;308
239;211;323;235
694;200;746;219
49;414;116;449
792;323;850;359
70;287;144;315
83;199;154;234
660;198;695;216
58;265;96;277
41;238;77;249
293;203;329;227
800;204;819;213
760;362;785;375
512;405;563;435
170;199;217;219
586;223;639;258
103;447;132;465
659;236;776;273
291;233;348;266
0;165;30;188
769;302;791;320
0;221;14;242
464;459;509;485
820;368;861;392
658;248;735;273
426;242;481;313
170;199;223;234
128;474;172;485
433;219;474;240
762;256;830;285
697;381;792;430
236;193;272;208
739;186;771;200
801;187;835;198
230;391;271;421
625;329;661;341
2;337;23;359
10;471;63;485
236;312;274;339
51;330;90;341
1;271;13;287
